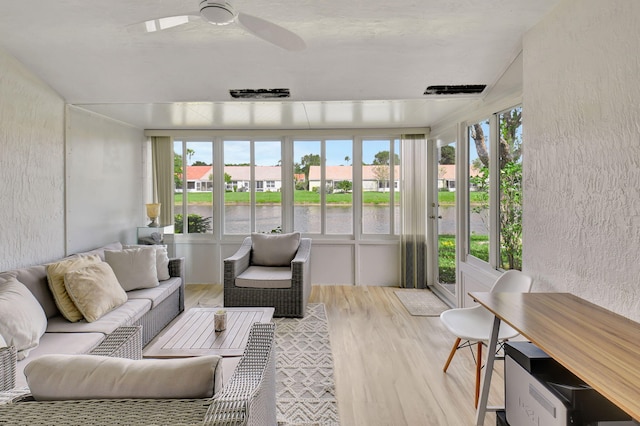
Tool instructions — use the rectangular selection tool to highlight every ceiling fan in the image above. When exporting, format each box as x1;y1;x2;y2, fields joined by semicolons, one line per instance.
132;0;306;51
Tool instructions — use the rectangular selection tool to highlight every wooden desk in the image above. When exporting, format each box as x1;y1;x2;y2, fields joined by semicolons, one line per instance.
143;307;274;358
470;292;640;426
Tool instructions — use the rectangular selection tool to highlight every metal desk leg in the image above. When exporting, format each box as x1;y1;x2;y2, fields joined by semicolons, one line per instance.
475;315;501;426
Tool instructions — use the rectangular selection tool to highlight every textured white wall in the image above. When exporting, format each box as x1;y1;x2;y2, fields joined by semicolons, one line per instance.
65;107;145;254
523;0;640;320
0;47;66;270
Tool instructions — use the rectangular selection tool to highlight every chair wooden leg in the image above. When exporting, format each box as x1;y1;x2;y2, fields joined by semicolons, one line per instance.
475;342;483;408
443;337;461;372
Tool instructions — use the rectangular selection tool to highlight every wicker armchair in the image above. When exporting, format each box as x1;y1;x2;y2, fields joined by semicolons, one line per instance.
0;322;276;426
224;236;311;317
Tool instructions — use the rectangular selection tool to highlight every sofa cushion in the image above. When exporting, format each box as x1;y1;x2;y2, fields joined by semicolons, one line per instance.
46;299;151;335
26;354;223;401
105;248;158;291
251;232;301;266
0;333;6;347
73;241;123;261
0;276;48;360
236;266;292;289
127;277;182;308
46;255;102;322
123;245;170;281
64;262;128;323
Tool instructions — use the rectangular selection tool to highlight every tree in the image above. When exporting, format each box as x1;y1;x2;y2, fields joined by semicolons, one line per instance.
192;160;210;166
344;155;351;165
224;172;232;191
372;150;400;166
372;164;390;190
299;154;320;190
174;148;195;189
439;145;455;165
335;180;352;192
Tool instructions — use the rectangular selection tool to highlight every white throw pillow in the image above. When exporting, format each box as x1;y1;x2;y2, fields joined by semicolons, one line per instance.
25;354;223;401
123;245;170;281
105;248;159;291
0;276;48;360
64;263;128;323
0;333;6;348
251;232;301;266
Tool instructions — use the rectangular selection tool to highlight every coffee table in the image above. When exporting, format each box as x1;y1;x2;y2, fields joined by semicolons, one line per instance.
143;307;274;358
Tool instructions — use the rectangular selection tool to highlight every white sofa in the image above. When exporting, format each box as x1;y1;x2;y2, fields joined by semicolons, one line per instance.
0;241;184;388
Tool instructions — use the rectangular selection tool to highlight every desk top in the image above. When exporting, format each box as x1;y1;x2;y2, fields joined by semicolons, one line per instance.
470;292;640;421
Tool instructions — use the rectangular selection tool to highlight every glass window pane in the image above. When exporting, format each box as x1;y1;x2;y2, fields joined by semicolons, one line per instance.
438;141;456;288
224;140;250;235
499;107;523;270
326;139;353;234
468;120;490;261
363;139;394;234
393;138;401;235
293;141;321;233
173;141;213;234
255;141;281;233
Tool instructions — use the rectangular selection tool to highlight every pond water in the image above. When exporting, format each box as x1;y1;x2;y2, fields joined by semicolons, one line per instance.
179;204;487;235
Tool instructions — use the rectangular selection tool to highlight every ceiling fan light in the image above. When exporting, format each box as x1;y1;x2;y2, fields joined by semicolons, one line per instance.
200;1;236;25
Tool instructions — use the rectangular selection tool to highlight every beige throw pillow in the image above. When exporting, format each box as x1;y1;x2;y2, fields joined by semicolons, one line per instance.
46;255;102;322
251;232;301;266
64;263;128;323
105;248;158;291
25;354;223;400
0;276;48;360
123;245;170;281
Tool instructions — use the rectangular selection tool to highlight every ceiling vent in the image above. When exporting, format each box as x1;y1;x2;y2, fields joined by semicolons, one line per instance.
423;85;486;96
229;88;291;99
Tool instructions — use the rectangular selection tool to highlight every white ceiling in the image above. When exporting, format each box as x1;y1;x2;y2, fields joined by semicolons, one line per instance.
0;0;559;130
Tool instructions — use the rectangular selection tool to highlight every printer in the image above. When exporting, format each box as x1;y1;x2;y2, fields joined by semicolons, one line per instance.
503;341;634;426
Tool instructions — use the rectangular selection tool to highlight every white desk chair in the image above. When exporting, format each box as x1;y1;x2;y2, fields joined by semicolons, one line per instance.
440;270;533;407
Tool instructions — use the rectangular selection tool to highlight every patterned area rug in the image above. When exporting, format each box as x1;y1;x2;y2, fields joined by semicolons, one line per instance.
274;303;340;426
394;289;450;316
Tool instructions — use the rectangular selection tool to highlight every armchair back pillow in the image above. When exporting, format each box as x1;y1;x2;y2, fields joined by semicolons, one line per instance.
251;232;301;266
25;354;223;400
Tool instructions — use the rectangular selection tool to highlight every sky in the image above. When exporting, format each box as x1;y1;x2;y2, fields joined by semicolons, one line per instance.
175;139;400;166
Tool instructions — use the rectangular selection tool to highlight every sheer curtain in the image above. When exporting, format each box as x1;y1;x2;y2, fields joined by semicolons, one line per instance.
151;136;174;226
400;134;427;288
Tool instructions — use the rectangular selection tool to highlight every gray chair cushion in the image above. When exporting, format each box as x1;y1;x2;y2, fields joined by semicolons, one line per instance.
236;266;292;289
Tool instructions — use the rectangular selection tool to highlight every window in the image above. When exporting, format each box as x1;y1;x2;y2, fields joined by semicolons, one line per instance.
465;106;523;271
222;140;282;234
293;139;354;234
498;106;523;270
468;120;490;261
362;139;400;235
173;140;213;234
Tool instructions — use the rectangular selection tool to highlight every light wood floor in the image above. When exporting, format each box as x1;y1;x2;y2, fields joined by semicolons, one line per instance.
185;284;504;426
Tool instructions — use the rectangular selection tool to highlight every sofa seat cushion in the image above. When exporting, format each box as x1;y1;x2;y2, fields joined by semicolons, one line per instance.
46;299;151;335
235;266;292;289
127;277;182;308
15;332;106;388
25;354;223;401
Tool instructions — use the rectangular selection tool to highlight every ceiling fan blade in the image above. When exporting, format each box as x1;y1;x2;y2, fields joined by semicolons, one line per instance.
236;12;306;51
127;14;201;34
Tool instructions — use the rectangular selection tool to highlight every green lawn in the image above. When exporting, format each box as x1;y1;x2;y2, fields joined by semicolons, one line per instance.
175;191;399;205
438;234;489;284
